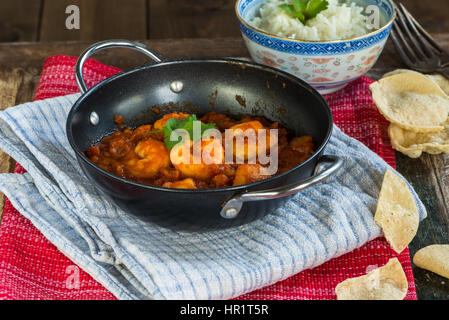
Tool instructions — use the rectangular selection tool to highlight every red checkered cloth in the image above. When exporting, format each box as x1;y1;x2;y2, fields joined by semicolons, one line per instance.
0;55;416;300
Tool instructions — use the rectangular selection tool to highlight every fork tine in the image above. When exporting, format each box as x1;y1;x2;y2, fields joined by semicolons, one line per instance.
390;26;417;68
398;3;436;59
394;3;427;60
399;3;448;55
391;21;419;65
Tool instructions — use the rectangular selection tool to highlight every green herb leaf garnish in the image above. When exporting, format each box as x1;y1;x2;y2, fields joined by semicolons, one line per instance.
279;3;306;23
304;0;329;20
279;0;328;23
155;114;216;150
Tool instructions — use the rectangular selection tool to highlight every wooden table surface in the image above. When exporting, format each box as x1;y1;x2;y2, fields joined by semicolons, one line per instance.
0;0;448;300
0;0;448;42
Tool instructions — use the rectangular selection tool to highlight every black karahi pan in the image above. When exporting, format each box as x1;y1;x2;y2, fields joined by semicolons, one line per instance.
66;40;342;231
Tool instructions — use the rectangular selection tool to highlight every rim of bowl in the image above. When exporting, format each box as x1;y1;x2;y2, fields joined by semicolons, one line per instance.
235;0;396;44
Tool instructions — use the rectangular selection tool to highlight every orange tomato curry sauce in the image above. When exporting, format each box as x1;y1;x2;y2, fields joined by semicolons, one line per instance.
86;112;314;189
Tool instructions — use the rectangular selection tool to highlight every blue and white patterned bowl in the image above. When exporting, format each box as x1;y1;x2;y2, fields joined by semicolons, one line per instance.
236;0;395;94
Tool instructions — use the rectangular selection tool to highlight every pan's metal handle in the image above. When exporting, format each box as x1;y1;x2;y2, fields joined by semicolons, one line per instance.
220;155;343;219
75;40;164;94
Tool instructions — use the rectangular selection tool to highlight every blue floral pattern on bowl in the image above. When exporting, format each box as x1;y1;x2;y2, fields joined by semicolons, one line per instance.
236;0;395;94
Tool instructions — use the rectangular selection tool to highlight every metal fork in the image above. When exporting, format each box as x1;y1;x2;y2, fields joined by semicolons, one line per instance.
390;2;449;78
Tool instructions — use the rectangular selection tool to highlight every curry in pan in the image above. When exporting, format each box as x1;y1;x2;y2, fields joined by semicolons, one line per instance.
86;112;314;189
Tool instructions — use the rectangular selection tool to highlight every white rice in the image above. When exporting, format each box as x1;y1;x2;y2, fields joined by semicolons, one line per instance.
249;0;370;41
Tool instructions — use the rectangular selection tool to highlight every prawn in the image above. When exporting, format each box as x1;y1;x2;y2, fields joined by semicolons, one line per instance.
230;121;275;162
162;178;197;189
126;138;170;179
233;164;271;186
171;138;224;180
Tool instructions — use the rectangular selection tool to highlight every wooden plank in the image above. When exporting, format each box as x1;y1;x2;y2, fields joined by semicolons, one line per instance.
401;0;449;33
0;38;249;71
395;153;449;300
0;0;43;41
1;33;448;74
2;33;449;73
0;67;40;226
0;69;25;223
0;0;445;43
148;0;241;39
40;0;147;42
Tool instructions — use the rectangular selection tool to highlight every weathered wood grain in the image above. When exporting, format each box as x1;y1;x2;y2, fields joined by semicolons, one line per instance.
0;69;25;223
0;0;43;42
0;67;40;225
400;0;449;33
0;0;446;42
148;0;240;39
0;33;447;74
0;38;249;70
39;0;147;41
0;33;447;72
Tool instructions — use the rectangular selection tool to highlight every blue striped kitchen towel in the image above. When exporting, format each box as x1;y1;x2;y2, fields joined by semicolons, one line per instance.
0;94;426;300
